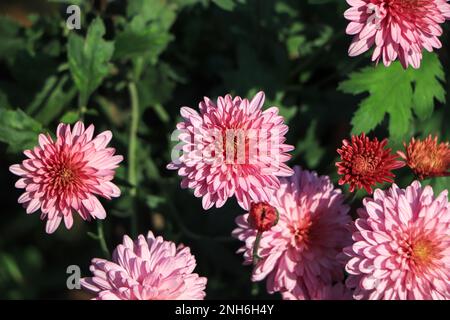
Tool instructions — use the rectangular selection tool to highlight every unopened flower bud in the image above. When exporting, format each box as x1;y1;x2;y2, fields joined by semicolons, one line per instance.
247;202;278;232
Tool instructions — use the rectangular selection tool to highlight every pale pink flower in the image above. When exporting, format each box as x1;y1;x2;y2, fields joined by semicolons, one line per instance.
344;181;450;300
167;91;294;210
81;231;207;300
232;166;351;299
9;122;123;233
344;0;450;68
282;282;353;300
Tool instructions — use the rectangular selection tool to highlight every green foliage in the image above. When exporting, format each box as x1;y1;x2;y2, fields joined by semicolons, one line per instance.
339;52;446;140
68;17;114;107
0;16;25;60
0;108;43;153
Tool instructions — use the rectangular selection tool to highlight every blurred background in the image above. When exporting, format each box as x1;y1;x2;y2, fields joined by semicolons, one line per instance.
0;0;449;299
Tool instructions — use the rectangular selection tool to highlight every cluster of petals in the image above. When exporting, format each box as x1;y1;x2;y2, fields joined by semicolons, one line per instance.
336;133;404;194
9;122;123;233
81;231;207;300
167;92;294;210
344;181;450;299
398;135;450;179
233;166;352;299
344;0;450;68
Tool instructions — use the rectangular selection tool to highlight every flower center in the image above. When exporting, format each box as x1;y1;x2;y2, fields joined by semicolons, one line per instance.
415;151;444;172
289;218;312;249
57;167;76;186
221;129;250;164
386;0;430;13
412;238;438;265
400;236;439;267
48;160;81;192
352;155;377;175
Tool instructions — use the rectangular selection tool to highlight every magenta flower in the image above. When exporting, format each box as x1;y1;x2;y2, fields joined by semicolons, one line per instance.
344;0;450;68
81;232;207;300
167;91;294;210
344;181;450;300
9;122;123;233
232;166;351;299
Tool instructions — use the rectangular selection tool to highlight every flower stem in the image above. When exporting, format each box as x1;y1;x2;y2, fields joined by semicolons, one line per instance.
97;220;110;258
128;81;139;238
347;191;359;205
78;94;87;121
252;232;263;265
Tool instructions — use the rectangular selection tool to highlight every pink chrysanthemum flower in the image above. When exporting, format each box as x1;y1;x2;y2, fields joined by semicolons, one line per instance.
344;181;450;300
81;231;207;300
282;282;353;300
232;166;351;299
344;0;450;68
9;122;123;233
167;91;294;210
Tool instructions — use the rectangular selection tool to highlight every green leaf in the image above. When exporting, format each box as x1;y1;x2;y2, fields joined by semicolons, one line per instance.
339;52;446;140
26;76;59;115
33;75;77;125
0;90;10;109
59;110;79;124
67;17;114;107
114;18;173;62
115;1;175;62
212;0;236;11
411;53;446;120
294;120;325;169
0;108;42;153
0;16;25;60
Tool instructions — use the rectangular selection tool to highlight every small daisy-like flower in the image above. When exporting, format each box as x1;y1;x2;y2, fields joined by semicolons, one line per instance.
167;91;294;210
336;133;404;194
344;0;450;68
232;166;351;299
344;181;450;300
9;122;123;233
398;135;450;179
81;231;207;300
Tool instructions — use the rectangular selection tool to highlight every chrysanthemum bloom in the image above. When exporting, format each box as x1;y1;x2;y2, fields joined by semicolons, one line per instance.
344;181;450;300
232;166;351;299
398;135;450;179
9;122;123;233
282;282;353;300
344;0;450;68
167;91;294;210
81;231;207;300
336;133;404;194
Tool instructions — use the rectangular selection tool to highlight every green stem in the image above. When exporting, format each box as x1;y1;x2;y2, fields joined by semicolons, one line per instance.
347;192;359;205
128;82;139;238
78;94;87;120
252;232;263;265
97;220;110;258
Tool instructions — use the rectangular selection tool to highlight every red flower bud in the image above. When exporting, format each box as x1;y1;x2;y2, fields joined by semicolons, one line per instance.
247;202;278;232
